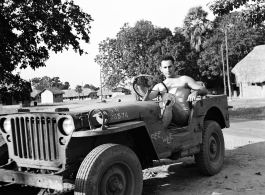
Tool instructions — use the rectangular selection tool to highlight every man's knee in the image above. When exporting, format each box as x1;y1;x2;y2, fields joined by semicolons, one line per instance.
171;105;189;126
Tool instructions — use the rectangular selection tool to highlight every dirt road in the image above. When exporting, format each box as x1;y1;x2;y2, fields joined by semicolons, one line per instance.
143;118;265;195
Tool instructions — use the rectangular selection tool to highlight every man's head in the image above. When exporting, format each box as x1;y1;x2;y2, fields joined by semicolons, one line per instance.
160;55;175;78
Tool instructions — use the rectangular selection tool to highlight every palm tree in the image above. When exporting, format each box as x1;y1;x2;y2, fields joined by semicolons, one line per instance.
183;6;212;51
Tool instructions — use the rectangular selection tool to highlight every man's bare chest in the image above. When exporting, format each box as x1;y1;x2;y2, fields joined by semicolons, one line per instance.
163;78;190;94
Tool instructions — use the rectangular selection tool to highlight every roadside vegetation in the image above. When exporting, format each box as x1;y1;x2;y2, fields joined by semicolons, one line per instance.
229;98;265;120
95;3;265;91
2;97;265;120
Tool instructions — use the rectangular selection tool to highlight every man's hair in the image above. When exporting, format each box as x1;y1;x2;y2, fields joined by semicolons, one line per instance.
160;55;174;64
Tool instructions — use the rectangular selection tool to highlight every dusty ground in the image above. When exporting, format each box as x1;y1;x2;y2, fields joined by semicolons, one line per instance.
142;119;265;195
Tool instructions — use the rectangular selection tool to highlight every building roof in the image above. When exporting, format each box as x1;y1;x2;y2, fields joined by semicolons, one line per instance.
232;45;265;83
63;88;96;98
112;87;131;93
31;89;41;98
97;89;113;96
40;88;65;95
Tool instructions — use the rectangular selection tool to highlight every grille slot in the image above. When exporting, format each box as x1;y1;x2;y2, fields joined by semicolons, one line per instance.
11;116;59;161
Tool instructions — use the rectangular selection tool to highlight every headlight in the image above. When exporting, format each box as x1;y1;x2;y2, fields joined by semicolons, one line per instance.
3;119;11;133
62;118;74;135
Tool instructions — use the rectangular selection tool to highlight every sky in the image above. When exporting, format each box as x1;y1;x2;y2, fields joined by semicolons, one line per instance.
19;0;215;89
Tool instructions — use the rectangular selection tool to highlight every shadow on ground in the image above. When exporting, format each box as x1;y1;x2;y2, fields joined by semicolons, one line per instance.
142;141;265;195
0;142;264;195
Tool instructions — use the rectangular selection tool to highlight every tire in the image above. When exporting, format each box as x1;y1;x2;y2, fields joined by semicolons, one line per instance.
195;120;225;176
74;144;143;195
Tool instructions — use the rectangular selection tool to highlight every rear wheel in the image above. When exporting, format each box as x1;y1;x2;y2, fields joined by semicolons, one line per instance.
75;144;143;195
195;120;225;176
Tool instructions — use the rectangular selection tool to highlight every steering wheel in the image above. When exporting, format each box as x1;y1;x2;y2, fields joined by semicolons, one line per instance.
132;74;157;101
133;74;176;107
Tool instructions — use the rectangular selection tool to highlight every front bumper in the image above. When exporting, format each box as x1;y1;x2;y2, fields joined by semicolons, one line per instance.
0;168;64;190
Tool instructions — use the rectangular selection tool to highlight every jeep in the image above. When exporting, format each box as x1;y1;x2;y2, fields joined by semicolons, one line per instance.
0;75;229;195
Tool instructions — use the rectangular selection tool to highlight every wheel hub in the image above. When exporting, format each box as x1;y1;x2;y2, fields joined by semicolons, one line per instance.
209;136;217;161
100;165;128;195
108;176;124;192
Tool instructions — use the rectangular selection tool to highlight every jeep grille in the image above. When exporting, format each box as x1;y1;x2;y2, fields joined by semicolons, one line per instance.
10;116;59;161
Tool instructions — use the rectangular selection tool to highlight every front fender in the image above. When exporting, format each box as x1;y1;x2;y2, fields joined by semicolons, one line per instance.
72;121;146;137
72;121;159;160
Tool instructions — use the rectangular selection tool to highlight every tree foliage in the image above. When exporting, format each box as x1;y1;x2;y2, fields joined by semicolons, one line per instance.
83;84;99;91
0;78;32;104
198;12;265;85
0;0;93;102
208;0;265;26
95;20;201;88
183;6;212;51
94;38;123;89
31;76;70;90
75;85;82;99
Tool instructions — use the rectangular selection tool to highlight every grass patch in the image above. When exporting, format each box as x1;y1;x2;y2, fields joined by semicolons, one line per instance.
1;97;265;120
229;98;265;120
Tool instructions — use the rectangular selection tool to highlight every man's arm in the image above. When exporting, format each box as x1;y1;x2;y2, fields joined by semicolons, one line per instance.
185;76;208;101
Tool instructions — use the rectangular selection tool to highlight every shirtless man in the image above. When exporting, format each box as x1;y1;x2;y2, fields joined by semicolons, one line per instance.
137;55;208;127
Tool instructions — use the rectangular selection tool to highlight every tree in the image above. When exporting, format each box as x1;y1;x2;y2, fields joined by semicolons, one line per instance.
208;0;265;26
94;38;123;89
75;85;83;99
51;77;61;88
83;84;99;91
95;20;176;88
0;0;93;103
198;12;265;87
31;76;70;90
0;78;32;104
60;82;70;90
95;20;203;88
115;20;172;77
31;76;52;91
183;6;212;51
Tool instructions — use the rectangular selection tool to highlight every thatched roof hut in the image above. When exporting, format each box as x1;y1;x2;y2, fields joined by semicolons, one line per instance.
232;45;265;83
31;89;41;99
42;88;65;95
97;89;113;96
63;88;96;98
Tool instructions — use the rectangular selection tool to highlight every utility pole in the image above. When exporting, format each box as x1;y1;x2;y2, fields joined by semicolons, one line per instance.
221;44;227;95
225;29;232;100
100;65;102;102
82;81;84;99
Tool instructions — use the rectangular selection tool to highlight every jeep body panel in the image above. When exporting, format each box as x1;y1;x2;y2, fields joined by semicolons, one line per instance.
0;95;230;190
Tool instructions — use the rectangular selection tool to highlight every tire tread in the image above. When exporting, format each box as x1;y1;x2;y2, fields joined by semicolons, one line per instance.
75;143;143;195
195;120;224;176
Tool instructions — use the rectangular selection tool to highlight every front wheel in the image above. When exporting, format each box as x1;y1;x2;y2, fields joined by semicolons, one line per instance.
195;120;225;176
75;144;143;195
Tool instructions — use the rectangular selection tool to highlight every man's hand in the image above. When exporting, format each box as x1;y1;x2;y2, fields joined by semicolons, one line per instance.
187;91;198;102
